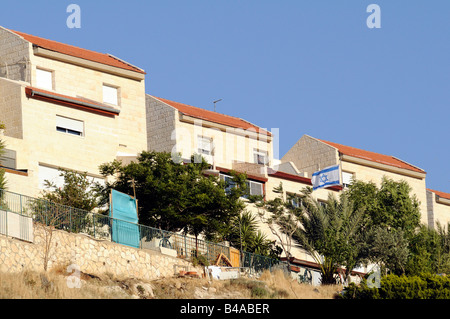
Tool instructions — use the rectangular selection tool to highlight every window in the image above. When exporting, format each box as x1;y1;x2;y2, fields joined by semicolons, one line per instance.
220;173;264;198
318;200;327;208
198;136;213;155
342;171;354;188
38;165;65;190
198;136;213;163
246;180;263;197
288;193;302;208
38;165;105;190
56;115;84;136
36;68;53;90
103;84;119;106
253;149;268;165
220;174;236;195
0;149;16;169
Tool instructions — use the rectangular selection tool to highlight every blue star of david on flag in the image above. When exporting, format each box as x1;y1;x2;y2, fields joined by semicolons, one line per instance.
312;165;340;190
320;174;329;184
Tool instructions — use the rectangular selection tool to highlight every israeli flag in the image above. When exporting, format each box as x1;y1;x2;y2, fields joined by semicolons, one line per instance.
312;165;340;190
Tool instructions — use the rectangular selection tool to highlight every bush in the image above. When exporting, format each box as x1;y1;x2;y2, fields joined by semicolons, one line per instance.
340;273;450;299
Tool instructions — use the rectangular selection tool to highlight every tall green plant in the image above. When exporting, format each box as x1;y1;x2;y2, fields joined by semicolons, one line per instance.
294;188;365;284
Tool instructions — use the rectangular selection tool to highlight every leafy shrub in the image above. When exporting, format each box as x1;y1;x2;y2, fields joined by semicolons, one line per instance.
340;273;450;299
251;286;270;298
192;254;209;267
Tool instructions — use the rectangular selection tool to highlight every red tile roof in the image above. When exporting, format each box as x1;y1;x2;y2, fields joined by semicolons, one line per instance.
10;30;145;74
428;189;450;200
320;139;425;173
152;96;272;136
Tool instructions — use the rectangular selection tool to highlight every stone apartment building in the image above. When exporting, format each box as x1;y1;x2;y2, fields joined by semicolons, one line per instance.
0;27;148;197
281;134;450;228
1;27;449;281
145;95;345;264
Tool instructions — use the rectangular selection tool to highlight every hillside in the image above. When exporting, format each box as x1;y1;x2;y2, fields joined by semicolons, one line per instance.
0;267;341;299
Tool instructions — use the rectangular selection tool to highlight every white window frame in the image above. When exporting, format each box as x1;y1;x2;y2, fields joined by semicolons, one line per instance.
56;115;84;137
102;84;119;106
36;68;54;91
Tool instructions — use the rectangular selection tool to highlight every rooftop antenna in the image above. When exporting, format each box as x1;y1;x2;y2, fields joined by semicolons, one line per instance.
213;99;222;112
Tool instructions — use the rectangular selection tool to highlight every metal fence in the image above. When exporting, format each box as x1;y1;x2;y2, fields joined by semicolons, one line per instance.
0;189;286;272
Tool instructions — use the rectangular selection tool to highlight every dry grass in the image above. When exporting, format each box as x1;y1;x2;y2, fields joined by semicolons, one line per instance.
0;267;342;299
0;265;138;299
259;269;342;299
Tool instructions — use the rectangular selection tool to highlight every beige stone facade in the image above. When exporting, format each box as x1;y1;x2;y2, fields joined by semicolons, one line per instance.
427;190;450;229
0;27;147;198
282;134;433;227
146;95;274;170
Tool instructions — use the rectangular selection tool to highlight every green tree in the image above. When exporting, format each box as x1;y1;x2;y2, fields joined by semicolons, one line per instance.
345;177;423;276
98;151;247;251
365;227;409;275
294;187;365;285
41;168;100;212
406;223;450;275
346;177;421;238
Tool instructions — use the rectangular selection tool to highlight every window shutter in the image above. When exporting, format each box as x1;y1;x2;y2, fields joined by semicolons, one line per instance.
249;181;263;196
38;165;65;189
36;69;53;90
342;172;353;186
198;137;212;154
103;85;118;105
56;116;84;135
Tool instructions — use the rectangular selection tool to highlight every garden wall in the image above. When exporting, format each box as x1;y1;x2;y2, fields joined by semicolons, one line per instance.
0;225;201;281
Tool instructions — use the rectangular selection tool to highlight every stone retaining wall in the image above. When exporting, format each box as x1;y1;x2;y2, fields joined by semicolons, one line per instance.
0;224;201;281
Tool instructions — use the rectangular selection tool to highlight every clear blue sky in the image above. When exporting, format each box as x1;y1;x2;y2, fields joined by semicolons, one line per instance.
1;1;449;193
